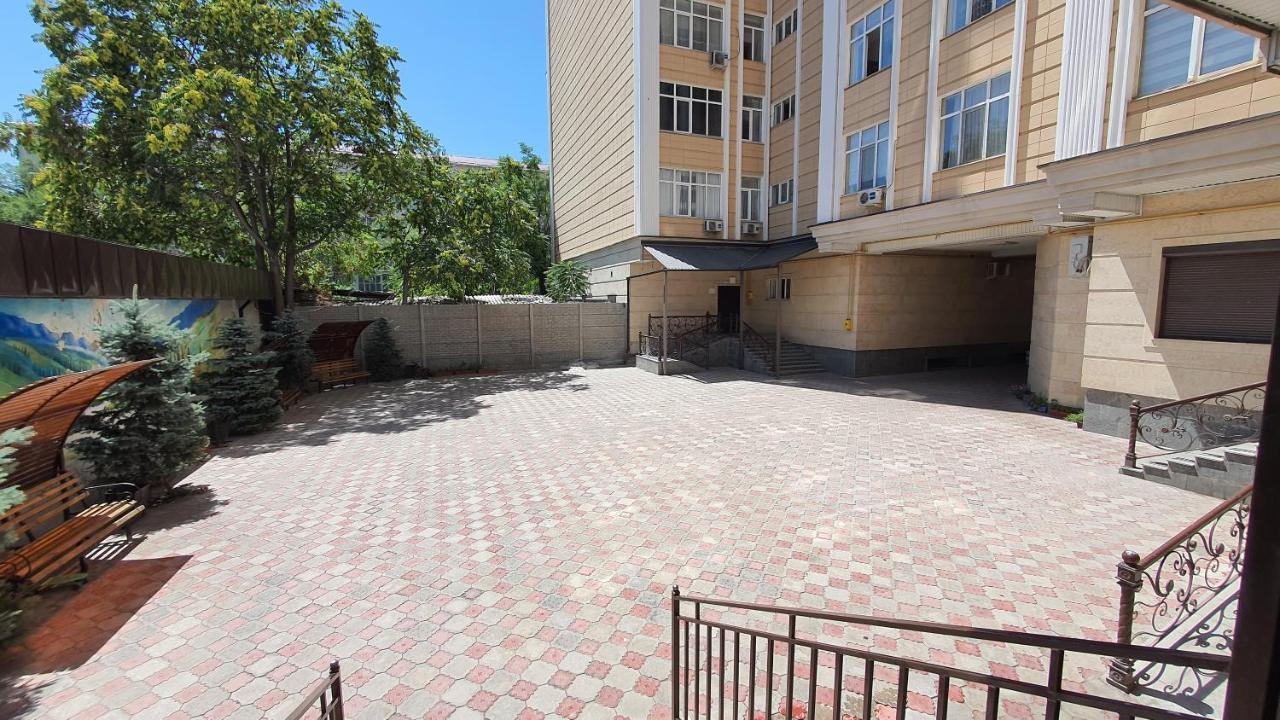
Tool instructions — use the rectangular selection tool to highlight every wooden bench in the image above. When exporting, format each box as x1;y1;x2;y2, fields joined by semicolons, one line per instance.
0;473;144;589
311;359;370;391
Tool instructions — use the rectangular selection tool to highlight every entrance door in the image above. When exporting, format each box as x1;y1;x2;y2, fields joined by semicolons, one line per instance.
717;285;741;333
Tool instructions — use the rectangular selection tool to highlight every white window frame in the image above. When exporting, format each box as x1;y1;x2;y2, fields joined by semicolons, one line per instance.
660;0;725;53
947;0;1013;34
766;276;792;301
771;95;795;127
939;73;1011;170
770;179;794;207
743;14;766;62
849;1;895;85
659;168;724;219
742;96;764;142
354;272;390;294
740;176;763;222
844;121;891;195
774;10;797;45
660;81;724;138
1135;1;1260;98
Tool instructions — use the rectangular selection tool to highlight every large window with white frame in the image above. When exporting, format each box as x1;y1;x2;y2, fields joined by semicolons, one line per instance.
850;1;895;85
660;169;723;219
947;0;1013;34
1137;1;1258;97
771;95;795;126
660;0;725;53
740;177;763;222
939;72;1010;170
770;179;794;206
660;82;723;137
743;14;766;61
774;10;797;45
742;96;764;142
845;121;891;194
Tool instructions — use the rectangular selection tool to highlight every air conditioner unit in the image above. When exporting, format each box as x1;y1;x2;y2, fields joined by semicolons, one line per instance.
858;188;885;208
703;219;725;233
709;51;729;68
741;221;762;235
986;260;1012;280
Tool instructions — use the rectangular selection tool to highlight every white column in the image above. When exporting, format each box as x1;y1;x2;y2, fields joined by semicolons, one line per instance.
1055;0;1114;160
791;0;803;238
1106;0;1138;149
921;0;946;203
816;0;843;224
1003;0;1030;185
633;0;660;235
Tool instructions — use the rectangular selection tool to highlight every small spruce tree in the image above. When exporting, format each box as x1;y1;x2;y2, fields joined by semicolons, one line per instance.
264;310;314;389
363;318;403;381
0;426;32;644
199;317;282;434
545;260;590;302
69;299;207;495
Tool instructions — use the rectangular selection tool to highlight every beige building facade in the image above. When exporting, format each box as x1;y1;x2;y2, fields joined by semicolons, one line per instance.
546;0;1280;435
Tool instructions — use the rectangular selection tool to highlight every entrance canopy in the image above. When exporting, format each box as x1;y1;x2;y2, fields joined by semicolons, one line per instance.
643;237;817;272
308;321;374;362
0;360;157;490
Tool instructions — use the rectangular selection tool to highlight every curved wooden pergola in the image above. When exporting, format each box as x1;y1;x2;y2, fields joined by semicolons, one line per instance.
308;321;374;362
0;360;157;491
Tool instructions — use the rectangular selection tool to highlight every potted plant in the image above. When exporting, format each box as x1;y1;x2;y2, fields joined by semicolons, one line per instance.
1066;411;1084;428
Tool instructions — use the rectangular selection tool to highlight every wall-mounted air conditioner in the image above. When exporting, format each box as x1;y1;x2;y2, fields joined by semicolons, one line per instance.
741;221;762;235
703;219;725;233
986;260;1012;280
858;188;885;208
709;51;729;68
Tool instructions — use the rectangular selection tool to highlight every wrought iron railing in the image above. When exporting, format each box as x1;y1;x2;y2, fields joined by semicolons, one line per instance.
639;333;662;358
643;315;721;367
740;321;775;373
1125;382;1266;468
649;314;719;339
285;660;344;720
672;589;1228;720
1109;485;1251;694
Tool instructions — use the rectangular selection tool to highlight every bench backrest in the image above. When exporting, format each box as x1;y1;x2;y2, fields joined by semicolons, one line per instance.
0;473;87;538
313;359;358;376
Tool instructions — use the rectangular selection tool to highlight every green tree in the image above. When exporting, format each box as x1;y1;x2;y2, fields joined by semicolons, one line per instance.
0;427;32;645
545;260;589;302
264;310;314;389
0;141;48;227
363;318;403;381
69;299;207;495
199;317;281;435
495;145;551;292
22;0;437;307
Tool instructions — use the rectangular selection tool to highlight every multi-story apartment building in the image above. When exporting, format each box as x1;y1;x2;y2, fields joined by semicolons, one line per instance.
547;0;1280;435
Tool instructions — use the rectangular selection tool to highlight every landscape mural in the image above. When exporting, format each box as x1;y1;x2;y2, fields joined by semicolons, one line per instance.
0;297;244;397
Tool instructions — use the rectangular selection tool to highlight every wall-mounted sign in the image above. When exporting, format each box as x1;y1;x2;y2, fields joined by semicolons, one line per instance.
1069;235;1093;278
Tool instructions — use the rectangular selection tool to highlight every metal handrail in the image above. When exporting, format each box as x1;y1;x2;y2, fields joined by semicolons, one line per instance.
1125;381;1266;467
284;660;344;720
739;321;775;372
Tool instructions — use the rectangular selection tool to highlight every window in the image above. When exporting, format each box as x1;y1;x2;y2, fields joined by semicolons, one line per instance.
1137;1;1257;97
774;10;797;45
947;0;1013;34
939;72;1010;169
850;1;895;84
659;168;723;219
660;0;725;53
743;14;766;61
771;95;795;126
845;121;890;194
740;177;763;222
355;272;390;294
767;277;792;300
742;96;764;142
770;179;794;206
1158;242;1280;343
660;82;723;137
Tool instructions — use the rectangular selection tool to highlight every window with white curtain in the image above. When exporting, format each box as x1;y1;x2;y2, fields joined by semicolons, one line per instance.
850;1;894;85
743;14;766;61
660;169;723;219
660;0;725;53
845;121;891;194
947;0;1013;34
939;73;1010;169
740;177;763;222
742;96;764;142
1137;1;1257;97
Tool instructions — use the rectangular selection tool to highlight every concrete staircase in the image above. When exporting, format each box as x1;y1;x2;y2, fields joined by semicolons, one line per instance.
741;338;824;376
1120;442;1256;499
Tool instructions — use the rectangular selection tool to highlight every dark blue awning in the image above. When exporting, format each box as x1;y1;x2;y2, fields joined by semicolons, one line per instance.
642;237;818;271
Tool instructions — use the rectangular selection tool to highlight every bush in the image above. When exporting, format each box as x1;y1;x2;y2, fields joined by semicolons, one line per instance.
363;318;404;381
0;426;32;644
199;317;282;435
264;310;314;389
69;299;207;496
545;260;589;302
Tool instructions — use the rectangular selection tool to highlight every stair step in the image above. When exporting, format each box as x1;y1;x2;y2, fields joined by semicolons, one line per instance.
1123;441;1255;498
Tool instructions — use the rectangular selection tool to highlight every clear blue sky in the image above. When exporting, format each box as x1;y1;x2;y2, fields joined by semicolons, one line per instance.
0;0;550;161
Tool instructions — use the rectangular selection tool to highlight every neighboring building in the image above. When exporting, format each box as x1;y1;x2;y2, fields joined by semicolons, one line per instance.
547;0;1280;434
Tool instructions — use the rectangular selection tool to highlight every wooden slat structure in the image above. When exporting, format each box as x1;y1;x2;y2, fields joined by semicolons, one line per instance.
0;360;158;491
308;321;373;362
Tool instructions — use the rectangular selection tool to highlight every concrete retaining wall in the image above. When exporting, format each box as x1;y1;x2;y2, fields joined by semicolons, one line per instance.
297;303;627;372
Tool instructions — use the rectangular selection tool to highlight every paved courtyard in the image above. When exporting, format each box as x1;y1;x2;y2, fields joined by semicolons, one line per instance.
1;366;1217;720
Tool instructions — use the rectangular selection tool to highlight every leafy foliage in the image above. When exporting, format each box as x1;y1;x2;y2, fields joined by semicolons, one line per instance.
264;310;314;389
545;260;589;302
0;140;48;227
21;0;438;305
68;299;206;495
363;318;403;381
0;426;33;645
198;317;281;434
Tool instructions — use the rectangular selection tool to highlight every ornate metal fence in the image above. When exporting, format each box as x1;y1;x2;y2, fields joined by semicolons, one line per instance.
285;661;344;720
1110;486;1251;694
672;589;1228;720
1125;382;1266;467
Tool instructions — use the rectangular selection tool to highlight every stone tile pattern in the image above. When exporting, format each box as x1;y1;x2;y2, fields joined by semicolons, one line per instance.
1;367;1216;720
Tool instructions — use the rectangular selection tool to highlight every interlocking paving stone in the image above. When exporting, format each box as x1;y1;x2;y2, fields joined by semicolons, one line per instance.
0;366;1217;719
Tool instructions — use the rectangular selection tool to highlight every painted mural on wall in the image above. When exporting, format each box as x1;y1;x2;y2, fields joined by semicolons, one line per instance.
0;298;246;397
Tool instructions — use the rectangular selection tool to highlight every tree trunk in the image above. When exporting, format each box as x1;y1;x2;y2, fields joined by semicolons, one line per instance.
267;250;285;311
284;248;297;310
